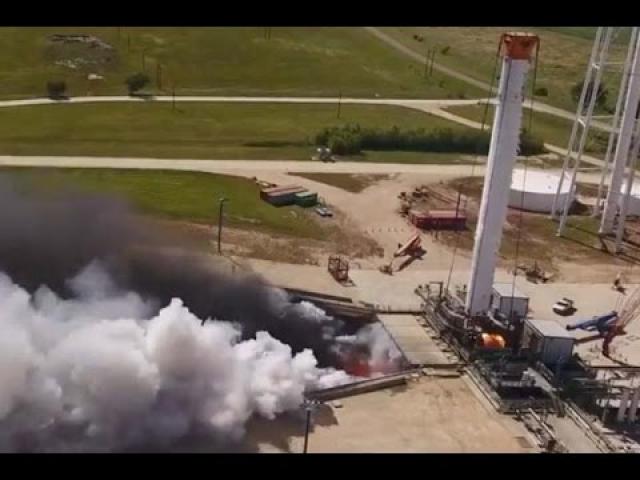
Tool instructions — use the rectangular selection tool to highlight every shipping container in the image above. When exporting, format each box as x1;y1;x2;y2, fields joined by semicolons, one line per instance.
261;185;306;195
491;283;529;320
522;319;575;366
409;209;466;230
260;185;307;206
295;191;318;207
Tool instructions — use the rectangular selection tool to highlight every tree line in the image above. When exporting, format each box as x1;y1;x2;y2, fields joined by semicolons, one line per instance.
315;124;546;157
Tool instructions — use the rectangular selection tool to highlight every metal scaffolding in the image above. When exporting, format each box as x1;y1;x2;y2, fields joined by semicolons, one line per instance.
552;28;614;232
553;28;640;253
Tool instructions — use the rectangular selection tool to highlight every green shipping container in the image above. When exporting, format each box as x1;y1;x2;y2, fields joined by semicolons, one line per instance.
295;191;318;207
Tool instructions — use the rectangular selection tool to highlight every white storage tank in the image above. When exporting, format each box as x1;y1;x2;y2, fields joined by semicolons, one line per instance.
522;319;575;366
490;283;529;320
509;168;573;213
618;181;640;216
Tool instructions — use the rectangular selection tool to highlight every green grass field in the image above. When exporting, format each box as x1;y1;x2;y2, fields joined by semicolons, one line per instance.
0;27;484;100
444;103;573;149
0;102;475;162
377;27;628;112
538;27;632;44
1;167;326;239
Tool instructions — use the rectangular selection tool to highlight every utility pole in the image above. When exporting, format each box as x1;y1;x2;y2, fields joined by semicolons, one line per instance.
302;399;319;453
156;63;162;90
142;49;147;72
424;48;430;78
217;197;228;254
429;49;436;76
337;91;342;119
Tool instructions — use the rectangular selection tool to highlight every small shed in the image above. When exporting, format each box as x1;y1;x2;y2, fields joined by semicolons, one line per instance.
491;283;529;320
522;319;575;366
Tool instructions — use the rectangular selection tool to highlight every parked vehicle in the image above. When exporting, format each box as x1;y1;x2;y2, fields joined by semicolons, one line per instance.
315;206;333;217
552;298;576;316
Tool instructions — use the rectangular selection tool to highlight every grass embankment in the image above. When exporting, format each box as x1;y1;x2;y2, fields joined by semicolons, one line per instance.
0;102;473;163
0;27;483;100
445;103;608;161
445;103;574;149
377;27;627;112
1;167;326;239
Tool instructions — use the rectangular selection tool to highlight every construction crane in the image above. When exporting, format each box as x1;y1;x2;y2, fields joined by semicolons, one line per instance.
566;287;640;357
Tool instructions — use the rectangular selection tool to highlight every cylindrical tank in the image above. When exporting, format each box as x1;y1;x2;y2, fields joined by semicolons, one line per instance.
618;181;640;216
480;333;506;349
510;169;573;213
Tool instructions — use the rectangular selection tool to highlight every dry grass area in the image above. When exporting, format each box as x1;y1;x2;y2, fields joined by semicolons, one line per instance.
158;211;383;266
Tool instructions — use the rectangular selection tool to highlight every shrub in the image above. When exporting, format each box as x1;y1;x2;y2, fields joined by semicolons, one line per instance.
571;78;608;109
519;128;546;156
441;45;450;55
315;124;546;157
534;86;548;97
46;80;67;99
126;73;150;95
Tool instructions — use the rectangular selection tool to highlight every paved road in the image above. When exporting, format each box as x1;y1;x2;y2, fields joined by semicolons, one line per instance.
0;155;609;185
365;27;613;133
0;155;486;176
0;95;483;110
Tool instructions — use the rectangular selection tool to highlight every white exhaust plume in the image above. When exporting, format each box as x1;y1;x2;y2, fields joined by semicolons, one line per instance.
0;263;354;452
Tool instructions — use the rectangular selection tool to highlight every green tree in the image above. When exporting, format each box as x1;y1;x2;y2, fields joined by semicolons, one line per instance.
46;80;67;99
126;73;150;95
571;78;608;109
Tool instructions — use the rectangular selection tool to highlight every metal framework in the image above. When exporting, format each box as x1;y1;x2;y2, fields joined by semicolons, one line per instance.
552;27;615;232
600;30;640;251
553;27;640;257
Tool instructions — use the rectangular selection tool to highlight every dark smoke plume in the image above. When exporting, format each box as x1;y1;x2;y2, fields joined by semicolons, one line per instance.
0;177;346;365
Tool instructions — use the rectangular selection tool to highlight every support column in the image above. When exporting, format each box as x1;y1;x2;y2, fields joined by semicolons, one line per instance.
466;33;538;316
628;387;640;423
617;388;632;423
551;28;602;219
614;120;640;252
600;34;640;235
593;28;639;217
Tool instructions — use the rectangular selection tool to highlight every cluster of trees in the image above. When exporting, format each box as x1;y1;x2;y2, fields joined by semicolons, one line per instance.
315;124;546;157
125;73;150;95
45;72;152;98
46;80;67;99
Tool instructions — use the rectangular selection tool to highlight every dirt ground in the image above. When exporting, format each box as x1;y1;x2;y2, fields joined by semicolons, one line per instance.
242;377;536;453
